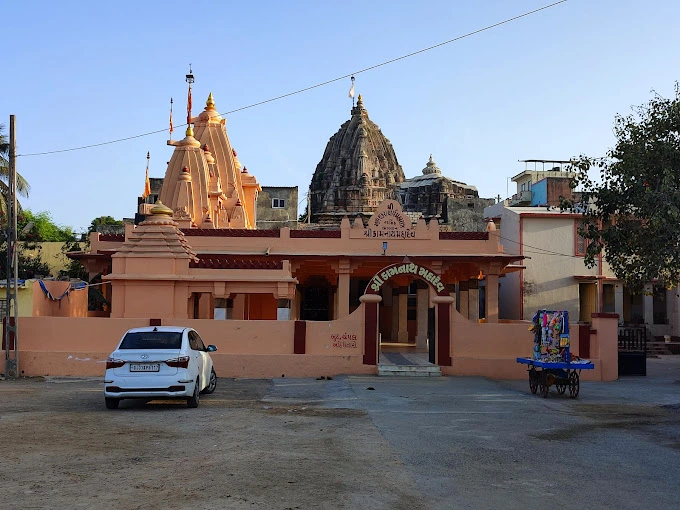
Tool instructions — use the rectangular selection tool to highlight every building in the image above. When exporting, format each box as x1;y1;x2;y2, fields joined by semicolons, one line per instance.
309;95;404;224
23;86;619;382
256;186;298;230
485;163;679;339
309;96;494;230
398;155;495;231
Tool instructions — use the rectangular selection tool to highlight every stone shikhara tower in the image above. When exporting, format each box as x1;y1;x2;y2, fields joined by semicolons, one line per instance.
309;95;405;224
308;95;493;230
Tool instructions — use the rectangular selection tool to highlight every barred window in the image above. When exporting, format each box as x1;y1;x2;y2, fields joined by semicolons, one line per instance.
575;220;588;256
0;299;8;317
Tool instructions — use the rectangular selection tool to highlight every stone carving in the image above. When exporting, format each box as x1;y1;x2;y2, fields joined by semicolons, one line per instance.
309;95;405;224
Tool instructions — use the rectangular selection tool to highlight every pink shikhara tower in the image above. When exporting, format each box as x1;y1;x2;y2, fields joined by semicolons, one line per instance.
154;71;260;229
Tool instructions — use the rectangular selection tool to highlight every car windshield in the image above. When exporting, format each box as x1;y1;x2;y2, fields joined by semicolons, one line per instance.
119;331;182;350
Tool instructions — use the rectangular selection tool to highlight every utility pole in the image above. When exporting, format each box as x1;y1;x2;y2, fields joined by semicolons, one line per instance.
4;115;19;379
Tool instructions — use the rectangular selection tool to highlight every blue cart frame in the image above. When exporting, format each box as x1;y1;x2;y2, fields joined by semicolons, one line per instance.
516;357;594;398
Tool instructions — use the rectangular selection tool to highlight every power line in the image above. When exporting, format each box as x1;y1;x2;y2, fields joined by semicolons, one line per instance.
489;231;585;259
18;0;568;158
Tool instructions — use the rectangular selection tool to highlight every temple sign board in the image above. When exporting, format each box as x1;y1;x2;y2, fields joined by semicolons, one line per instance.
349;200;432;239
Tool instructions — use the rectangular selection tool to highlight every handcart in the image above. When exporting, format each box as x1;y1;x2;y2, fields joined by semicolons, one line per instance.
516;357;594;398
517;309;594;398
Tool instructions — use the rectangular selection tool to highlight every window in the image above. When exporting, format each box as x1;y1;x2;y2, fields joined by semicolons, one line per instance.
521;183;525;191
272;198;286;209
119;332;182;349
194;332;206;351
188;330;206;351
575;220;589;256
0;299;7;317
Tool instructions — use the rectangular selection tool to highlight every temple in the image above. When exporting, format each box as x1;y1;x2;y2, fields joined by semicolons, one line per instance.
309;96;494;230
24;79;619;382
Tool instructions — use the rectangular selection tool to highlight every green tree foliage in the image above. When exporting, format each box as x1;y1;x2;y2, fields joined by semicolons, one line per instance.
0;123;31;218
567;84;680;291
19;210;76;242
88;215;123;234
0;241;51;279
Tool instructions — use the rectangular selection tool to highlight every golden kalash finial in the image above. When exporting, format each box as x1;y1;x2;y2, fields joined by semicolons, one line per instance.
151;200;174;216
185;125;194;137
206;92;215;109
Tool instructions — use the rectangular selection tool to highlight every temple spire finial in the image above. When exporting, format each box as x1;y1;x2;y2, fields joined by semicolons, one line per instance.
348;76;355;107
206;92;215;108
185;65;195;132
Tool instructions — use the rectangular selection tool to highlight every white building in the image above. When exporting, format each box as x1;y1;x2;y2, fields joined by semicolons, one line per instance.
485;167;679;339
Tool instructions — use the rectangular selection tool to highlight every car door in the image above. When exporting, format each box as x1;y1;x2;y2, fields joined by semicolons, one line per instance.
188;331;204;388
193;332;211;388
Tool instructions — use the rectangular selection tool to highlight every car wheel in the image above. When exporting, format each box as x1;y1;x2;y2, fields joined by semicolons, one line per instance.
202;368;217;395
187;378;200;408
105;397;120;410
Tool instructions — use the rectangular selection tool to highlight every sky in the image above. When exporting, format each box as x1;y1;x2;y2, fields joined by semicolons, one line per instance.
3;0;680;233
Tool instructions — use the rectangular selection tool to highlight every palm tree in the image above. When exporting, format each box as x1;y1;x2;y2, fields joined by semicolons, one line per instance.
0;123;30;219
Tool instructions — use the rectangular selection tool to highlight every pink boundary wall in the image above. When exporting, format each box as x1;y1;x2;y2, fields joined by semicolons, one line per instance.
15;306;618;381
16;307;372;378
442;309;617;381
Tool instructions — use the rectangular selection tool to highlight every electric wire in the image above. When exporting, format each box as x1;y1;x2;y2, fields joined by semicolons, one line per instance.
489;231;590;259
17;0;568;158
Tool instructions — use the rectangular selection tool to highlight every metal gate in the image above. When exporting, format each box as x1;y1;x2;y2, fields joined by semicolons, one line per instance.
618;326;647;376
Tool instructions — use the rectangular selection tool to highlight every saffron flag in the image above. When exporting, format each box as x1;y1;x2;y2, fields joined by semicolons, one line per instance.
142;165;151;199
169;98;174;134
187;88;192;123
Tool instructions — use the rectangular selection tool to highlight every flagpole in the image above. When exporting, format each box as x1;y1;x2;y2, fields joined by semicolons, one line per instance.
186;65;194;129
169;98;174;141
349;76;356;107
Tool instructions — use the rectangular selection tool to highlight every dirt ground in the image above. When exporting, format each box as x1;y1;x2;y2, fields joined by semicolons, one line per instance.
0;377;422;510
2;359;680;510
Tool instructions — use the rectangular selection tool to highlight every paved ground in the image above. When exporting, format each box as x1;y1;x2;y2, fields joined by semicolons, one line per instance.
1;358;679;509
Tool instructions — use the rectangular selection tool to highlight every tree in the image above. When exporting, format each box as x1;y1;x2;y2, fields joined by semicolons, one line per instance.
88;215;123;234
0;123;31;219
567;83;680;291
19;210;76;242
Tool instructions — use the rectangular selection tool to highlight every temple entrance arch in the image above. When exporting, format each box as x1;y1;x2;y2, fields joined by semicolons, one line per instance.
361;260;453;366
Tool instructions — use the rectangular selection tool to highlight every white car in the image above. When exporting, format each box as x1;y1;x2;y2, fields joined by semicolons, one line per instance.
104;326;217;409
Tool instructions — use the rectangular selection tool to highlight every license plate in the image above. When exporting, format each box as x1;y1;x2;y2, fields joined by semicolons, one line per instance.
130;363;160;372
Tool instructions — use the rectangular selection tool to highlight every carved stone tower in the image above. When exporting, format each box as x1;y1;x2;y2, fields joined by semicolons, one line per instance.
309;95;405;224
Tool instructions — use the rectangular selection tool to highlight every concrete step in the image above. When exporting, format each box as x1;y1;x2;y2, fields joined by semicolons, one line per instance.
378;365;442;377
646;342;673;355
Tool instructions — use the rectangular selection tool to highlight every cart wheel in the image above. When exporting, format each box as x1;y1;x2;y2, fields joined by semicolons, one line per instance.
529;368;538;394
539;371;549;398
556;383;567;395
568;371;580;399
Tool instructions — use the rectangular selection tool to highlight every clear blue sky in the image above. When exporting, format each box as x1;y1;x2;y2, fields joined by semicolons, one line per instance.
3;0;680;233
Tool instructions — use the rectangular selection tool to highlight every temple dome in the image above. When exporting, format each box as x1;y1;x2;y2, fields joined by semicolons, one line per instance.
309;95;405;223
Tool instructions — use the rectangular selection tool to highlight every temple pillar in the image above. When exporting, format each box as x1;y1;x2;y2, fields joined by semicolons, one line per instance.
468;280;479;322
391;288;400;342
398;289;409;342
459;281;469;319
337;259;350;318
415;287;428;349
485;273;499;323
447;284;457;311
233;294;246;320
291;290;301;320
197;293;213;319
